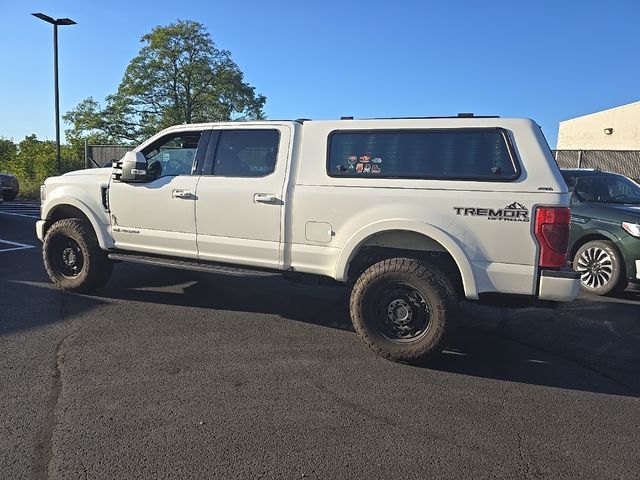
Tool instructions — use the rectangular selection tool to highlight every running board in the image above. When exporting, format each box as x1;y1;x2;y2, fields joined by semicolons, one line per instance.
107;252;275;277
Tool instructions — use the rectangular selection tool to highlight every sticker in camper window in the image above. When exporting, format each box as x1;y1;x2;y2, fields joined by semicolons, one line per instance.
371;164;381;173
355;163;364;173
363;164;372;173
359;155;371;163
372;157;383;164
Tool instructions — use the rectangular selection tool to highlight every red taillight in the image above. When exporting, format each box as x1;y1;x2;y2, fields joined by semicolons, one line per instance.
534;206;571;268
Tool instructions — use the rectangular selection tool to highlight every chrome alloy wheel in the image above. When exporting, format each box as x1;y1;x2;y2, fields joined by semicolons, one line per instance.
576;247;613;289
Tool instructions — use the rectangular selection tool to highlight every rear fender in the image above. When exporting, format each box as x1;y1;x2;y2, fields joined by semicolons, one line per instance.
334;220;478;299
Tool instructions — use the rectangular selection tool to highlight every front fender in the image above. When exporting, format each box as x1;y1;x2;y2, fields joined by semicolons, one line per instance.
42;190;113;249
334;219;478;299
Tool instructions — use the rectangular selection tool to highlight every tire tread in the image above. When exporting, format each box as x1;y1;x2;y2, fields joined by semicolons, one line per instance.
43;218;112;292
349;257;457;364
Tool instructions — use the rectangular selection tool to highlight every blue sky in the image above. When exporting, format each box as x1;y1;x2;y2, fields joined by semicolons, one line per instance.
0;0;638;147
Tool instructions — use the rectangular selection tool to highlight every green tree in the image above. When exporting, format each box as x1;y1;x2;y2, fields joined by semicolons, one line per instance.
14;135;57;181
0;136;83;198
0;138;17;173
64;20;266;144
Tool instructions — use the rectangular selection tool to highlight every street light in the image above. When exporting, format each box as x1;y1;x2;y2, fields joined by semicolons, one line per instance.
32;13;76;175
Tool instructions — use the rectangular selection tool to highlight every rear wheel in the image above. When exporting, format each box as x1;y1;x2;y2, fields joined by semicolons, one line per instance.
573;240;627;296
350;258;457;364
43;218;113;292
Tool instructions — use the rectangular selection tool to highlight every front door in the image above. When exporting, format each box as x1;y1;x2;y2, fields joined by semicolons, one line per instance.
195;125;291;269
108;129;209;259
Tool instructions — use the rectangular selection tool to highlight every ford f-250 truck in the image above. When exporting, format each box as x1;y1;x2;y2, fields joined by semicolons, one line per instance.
37;115;580;363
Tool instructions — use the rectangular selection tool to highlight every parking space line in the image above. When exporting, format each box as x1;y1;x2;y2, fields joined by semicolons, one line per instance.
0;211;40;219
0;202;41;219
0;239;36;252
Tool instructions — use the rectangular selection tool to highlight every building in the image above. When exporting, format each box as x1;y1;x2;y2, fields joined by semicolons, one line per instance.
557;101;640;150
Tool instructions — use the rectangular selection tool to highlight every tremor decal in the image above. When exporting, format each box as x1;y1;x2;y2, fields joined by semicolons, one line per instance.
452;202;530;222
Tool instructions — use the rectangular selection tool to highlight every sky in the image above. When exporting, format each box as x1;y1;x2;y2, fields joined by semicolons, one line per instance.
0;0;638;148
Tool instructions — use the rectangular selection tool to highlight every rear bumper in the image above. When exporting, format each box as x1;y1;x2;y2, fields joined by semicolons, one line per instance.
538;268;580;301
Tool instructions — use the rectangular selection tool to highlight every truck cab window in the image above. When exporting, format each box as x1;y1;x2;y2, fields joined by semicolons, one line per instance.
142;131;202;179
212;130;279;177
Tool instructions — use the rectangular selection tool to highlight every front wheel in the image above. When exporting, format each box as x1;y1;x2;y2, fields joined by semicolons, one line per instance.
573;240;627;296
349;258;457;364
43;218;113;292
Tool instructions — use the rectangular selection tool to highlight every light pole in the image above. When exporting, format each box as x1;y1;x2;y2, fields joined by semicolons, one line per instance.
32;13;76;175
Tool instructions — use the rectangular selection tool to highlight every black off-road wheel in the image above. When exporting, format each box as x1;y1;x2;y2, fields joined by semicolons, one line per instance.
573;240;627;296
350;258;458;364
43;218;113;292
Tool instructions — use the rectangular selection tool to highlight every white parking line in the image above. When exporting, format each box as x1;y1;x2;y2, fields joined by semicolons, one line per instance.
0;239;36;253
0;211;40;219
0;202;40;219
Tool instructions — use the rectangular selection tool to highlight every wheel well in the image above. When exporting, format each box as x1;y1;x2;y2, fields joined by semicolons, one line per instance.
569;234;614;261
346;231;464;297
46;205;92;234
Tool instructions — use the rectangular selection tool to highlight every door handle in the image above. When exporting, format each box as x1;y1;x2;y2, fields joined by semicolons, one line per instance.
172;189;194;199
254;193;278;204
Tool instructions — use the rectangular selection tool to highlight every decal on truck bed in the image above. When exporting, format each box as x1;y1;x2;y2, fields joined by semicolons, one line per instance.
453;202;530;222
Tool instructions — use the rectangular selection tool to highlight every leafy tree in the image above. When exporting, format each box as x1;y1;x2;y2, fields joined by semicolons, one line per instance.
14;135;57;181
0;138;17;173
0;136;83;198
65;20;266;144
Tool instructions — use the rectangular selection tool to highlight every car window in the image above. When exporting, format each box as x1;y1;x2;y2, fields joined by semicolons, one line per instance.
327;129;518;180
142;131;202;178
571;174;640;204
212;130;279;177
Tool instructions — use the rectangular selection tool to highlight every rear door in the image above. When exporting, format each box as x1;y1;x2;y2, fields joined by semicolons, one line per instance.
195;125;291;269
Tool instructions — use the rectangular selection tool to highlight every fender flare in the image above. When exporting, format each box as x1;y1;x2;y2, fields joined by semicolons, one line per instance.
43;195;112;250
569;228;622;259
334;219;478;299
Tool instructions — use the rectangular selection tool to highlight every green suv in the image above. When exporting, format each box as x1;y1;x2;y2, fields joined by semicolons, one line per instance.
561;169;640;295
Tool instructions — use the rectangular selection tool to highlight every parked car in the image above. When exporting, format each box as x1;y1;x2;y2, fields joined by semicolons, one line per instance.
561;168;640;295
0;173;19;201
37;116;580;364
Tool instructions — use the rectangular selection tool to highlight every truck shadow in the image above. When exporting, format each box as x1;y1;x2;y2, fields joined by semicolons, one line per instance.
0;242;107;335
92;263;640;398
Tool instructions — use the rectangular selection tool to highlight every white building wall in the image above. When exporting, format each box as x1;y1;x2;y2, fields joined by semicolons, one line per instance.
557;101;640;150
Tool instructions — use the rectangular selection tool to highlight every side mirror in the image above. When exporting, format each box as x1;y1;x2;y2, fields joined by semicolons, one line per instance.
112;151;148;182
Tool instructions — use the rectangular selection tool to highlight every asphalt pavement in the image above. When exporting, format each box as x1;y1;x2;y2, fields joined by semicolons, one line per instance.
1;202;639;479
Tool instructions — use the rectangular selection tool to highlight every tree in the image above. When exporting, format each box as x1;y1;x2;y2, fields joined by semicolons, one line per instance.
64;20;266;144
13;135;57;181
0;135;83;198
0;138;17;173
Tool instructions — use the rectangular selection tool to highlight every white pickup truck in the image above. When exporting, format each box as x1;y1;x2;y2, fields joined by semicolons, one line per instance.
37;115;580;363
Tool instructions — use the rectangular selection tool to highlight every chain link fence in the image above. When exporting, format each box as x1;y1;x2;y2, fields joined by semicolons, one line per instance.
85;145;131;169
553;150;640;181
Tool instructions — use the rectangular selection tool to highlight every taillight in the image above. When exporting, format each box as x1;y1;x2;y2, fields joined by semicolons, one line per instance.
534;206;570;268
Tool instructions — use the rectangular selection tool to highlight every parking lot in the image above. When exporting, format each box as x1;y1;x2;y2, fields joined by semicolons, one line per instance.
1;202;639;479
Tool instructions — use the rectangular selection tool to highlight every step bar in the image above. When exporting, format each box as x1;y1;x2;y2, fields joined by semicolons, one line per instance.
107;252;276;277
